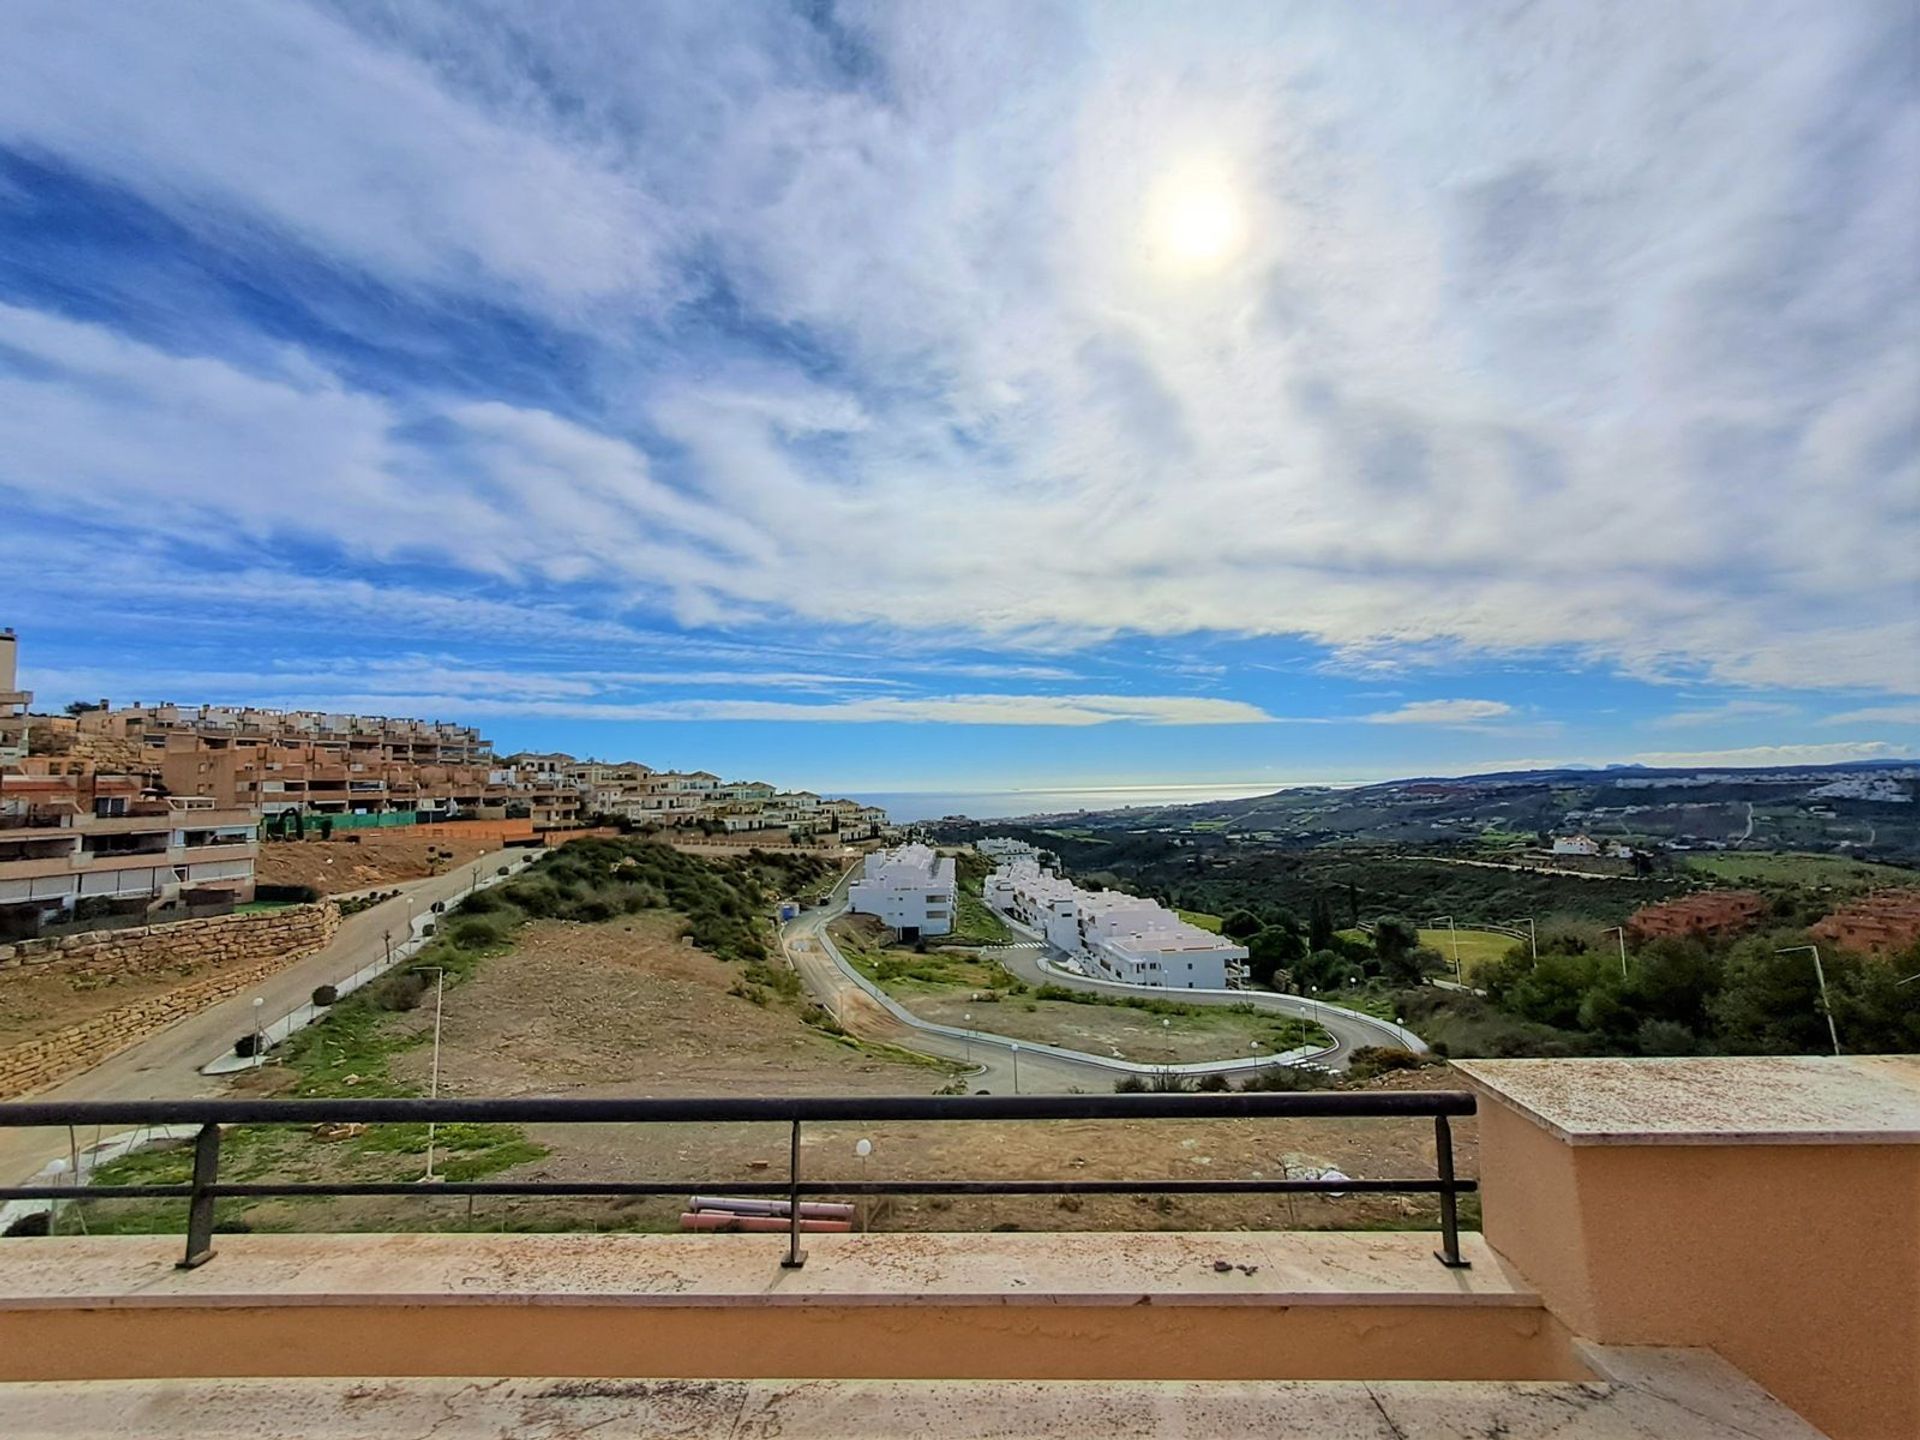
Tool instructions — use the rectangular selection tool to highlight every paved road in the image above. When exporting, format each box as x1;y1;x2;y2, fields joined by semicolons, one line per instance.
0;845;532;1185
779;870;1345;1094
983;922;1424;1068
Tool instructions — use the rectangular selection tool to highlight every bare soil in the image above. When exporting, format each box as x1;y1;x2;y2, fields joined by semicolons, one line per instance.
0;960;214;1049
376;919;1474;1237
255;833;503;895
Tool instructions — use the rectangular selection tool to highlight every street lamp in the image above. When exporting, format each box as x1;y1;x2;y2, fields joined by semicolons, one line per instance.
1431;915;1461;980
1505;917;1537;961
962;1012;973;1066
1776;946;1842;1057
1602;926;1628;980
1009;1042;1020;1095
251;996;265;1068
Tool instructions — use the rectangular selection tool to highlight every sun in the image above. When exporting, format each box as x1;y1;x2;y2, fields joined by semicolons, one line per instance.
1148;164;1247;271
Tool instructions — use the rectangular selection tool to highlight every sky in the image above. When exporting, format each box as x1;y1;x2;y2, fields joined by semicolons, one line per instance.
1;1;1916;795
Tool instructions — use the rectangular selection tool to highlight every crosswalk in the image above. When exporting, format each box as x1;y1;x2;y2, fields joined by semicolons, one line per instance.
987;940;1043;953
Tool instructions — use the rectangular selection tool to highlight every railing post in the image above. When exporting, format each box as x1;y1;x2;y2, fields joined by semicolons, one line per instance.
1433;1114;1471;1269
781;1119;806;1269
178;1123;222;1269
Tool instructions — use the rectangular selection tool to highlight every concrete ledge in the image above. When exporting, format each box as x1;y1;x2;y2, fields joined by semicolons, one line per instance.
0;1231;1586;1383
0;1360;1829;1438
1456;1055;1920;1146
0;1229;1533;1309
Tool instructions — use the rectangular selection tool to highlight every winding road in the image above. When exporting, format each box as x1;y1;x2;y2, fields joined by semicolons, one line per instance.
779;866;1424;1094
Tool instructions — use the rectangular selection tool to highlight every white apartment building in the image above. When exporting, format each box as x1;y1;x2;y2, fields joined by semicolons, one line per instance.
984;858;1248;989
848;843;956;939
977;836;1043;861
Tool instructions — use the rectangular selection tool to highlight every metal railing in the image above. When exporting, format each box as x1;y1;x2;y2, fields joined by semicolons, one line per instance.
0;1091;1477;1273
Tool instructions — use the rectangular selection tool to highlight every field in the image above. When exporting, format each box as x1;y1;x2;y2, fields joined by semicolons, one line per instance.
1176;909;1223;932
1682;852;1917;890
829;916;1327;1063
73;903;1463;1241
1418;927;1521;982
255;832;505;895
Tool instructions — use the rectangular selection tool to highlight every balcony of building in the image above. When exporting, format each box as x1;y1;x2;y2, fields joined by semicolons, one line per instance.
0;1060;1912;1438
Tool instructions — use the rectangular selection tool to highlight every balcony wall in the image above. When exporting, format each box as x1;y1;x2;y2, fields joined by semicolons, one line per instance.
1460;1055;1920;1440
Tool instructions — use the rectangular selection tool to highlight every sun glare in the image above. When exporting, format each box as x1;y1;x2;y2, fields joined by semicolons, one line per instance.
1148;164;1246;270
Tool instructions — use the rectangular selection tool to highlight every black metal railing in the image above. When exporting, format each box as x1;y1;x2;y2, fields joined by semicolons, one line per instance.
0;1091;1477;1272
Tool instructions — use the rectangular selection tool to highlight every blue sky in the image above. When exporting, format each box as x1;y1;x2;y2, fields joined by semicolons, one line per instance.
1;1;1916;794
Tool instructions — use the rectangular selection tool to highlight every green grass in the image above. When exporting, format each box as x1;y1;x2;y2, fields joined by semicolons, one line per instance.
1682;852;1917;889
1177;909;1223;933
1418;927;1521;981
949;889;1013;945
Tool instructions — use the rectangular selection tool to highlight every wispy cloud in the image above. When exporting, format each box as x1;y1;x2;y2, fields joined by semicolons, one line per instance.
292;693;1280;728
1651;700;1801;728
0;0;1914;758
1820;705;1920;727
1363;699;1514;726
1627;741;1910;768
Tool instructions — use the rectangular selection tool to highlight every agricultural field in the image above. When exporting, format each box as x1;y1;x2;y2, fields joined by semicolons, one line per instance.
829;916;1327;1064
1682;852;1917;890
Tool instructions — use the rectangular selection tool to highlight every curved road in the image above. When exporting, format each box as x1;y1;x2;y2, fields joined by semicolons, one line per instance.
983;913;1425;1066
779;869;1418;1092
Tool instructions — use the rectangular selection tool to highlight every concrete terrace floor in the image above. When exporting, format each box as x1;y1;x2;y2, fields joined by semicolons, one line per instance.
0;1351;1829;1439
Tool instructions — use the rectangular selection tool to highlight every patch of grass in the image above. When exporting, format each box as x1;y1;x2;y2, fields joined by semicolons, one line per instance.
1682;852;1916;889
1417;928;1520;981
1176;910;1223;933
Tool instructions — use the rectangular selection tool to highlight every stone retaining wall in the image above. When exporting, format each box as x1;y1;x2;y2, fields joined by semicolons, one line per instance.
0;903;340;1100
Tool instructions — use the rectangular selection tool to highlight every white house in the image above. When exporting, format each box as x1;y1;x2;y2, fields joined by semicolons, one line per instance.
1551;834;1601;856
848;844;956;939
984;859;1247;989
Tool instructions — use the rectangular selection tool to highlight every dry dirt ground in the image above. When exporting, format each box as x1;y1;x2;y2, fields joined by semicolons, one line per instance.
0;956;216;1050
254;833;504;895
366;918;1476;1238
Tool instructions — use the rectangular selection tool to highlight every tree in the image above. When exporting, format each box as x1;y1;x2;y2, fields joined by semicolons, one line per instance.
63;700;103;716
1372;916;1419;971
1308;894;1335;953
1246;926;1305;987
1221;909;1264;941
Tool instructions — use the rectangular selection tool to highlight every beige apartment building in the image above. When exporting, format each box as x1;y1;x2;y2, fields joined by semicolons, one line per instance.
0;768;258;938
0;629;28;766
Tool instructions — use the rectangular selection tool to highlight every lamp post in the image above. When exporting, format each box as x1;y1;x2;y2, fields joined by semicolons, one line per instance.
422;967;447;1181
1506;917;1537;961
854;1138;873;1233
1776;946;1842;1057
1009;1042;1020;1095
963;1012;973;1066
251;996;265;1068
1602;926;1628;980
1432;915;1461;980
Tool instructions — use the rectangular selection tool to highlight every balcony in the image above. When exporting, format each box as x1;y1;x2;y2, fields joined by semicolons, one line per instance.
0;1062;1911;1438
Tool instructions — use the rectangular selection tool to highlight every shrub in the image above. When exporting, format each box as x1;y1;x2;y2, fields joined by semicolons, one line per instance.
1196;1072;1231;1092
369;968;430;1012
1344;1046;1437;1082
1146;1068;1194;1093
233;1032;267;1058
310;984;338;1007
1113;1074;1148;1093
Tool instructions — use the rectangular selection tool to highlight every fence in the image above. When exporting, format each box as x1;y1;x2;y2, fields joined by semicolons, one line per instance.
0;1090;1477;1271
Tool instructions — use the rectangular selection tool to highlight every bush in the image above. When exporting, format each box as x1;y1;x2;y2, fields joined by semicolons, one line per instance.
1238;1065;1333;1092
310;984;338;1007
1113;1074;1148;1093
1344;1045;1434;1082
369;968;430;1011
1196;1072;1232;1092
1146;1068;1193;1093
233;1032;266;1058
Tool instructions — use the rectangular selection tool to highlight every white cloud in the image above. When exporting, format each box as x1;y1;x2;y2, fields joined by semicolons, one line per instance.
1820;705;1920;727
291;692;1278;727
0;3;1914;700
1364;699;1514;726
1652;700;1802;728
1627;741;1911;768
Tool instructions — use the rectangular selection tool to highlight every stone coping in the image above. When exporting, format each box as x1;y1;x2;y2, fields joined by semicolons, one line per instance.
0;1352;1830;1439
1456;1055;1920;1146
0;1229;1535;1310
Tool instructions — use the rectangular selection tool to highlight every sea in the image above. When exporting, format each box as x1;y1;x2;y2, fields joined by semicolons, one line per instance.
842;782;1311;824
